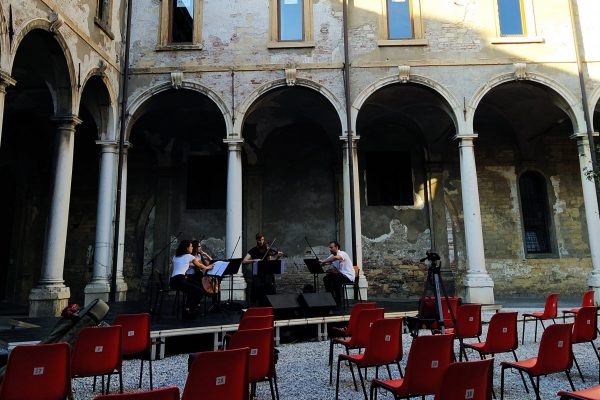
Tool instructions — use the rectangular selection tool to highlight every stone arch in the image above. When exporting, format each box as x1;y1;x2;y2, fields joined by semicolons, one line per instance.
10;19;76;115
233;78;346;138
125;81;232;140
468;72;585;135
351;74;464;136
78;69;118;141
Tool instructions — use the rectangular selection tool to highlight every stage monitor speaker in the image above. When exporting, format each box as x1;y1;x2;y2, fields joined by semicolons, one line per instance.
298;292;337;316
266;294;301;311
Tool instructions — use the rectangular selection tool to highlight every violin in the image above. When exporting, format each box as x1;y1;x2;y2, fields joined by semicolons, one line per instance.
267;246;287;258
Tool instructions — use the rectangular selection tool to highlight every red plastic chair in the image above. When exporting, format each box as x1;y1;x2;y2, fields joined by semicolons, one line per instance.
464;312;528;390
522;293;559;344
562;290;595;322
72;325;123;395
0;342;71;400
434;358;494;400
112;313;153;389
369;334;454;400
328;308;385;384
446;303;482;361
242;307;273;318
93;386;180;399
558;385;600;400
229;328;278;400
224;315;274;349
331;302;377;338
182;347;250;400
501;323;575;400
420;296;460;330
335;318;403;400
570;306;599;382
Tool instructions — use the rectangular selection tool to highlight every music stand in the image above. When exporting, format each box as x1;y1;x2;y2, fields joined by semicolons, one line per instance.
222;258;243;309
304;258;325;292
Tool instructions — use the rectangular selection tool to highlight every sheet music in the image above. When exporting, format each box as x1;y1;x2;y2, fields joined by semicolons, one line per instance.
207;261;229;277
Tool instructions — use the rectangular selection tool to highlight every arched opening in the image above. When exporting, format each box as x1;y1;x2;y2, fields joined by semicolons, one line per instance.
242;86;342;294
474;80;585;296
1;29;72;305
356;82;457;299
126;89;227;297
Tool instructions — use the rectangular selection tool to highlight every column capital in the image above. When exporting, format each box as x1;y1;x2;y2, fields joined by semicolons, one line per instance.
339;135;360;142
454;133;478;142
224;138;244;151
0;70;16;92
570;132;599;140
51;114;83;128
95;140;132;152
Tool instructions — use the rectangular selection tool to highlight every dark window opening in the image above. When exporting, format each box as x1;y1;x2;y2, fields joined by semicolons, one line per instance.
366;151;413;206
519;171;552;254
186;155;227;209
171;0;194;43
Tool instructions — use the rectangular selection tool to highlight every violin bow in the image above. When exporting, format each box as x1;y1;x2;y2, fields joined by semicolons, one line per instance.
228;235;241;260
261;237;277;261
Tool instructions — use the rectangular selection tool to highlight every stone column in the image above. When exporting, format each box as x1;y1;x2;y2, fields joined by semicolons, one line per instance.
115;144;130;301
456;134;494;304
84;141;118;304
29;115;82;316
341;136;367;299
224;139;246;300
0;71;16;148
572;133;600;303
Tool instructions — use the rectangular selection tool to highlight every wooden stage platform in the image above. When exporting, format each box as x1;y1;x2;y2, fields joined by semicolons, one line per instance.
0;299;502;360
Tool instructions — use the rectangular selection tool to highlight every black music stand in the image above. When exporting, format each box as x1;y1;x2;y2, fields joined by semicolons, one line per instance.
253;260;283;276
221;258;243;310
304;258;325;292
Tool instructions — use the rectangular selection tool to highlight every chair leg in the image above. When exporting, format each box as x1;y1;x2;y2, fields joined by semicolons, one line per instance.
149;357;153;390
521;316;526;345
348;361;358;391
106;374;110;395
139;358;144;388
335;358;342;400
512;350;529;393
566;369;576;391
93;376;97;392
268;378;276;400
273;371;280;400
385;364;392;379
119;371;123;394
356;364;368;400
369;383;376;400
527;374;539;400
500;367;505;400
396;362;404;378
329;340;335;384
573;353;585;382
534;319;538;342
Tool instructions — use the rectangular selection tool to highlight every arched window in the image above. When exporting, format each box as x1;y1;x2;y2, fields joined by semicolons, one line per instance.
519;171;552;254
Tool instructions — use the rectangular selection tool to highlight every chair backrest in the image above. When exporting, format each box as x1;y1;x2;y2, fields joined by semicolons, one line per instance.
112;313;151;355
482;312;518;354
581;290;595;307
421;297;460;329
360;318;403;366
242;307;273;319
542;293;560;318
348;308;385;347
571;306;598;343
0;343;71;400
454;304;482;339
182;348;249;400
434;358;494;400
533;323;573;376
229;328;274;382
403;334;454;396
237;315;274;331
346;302;377;335
93;386;180;400
71;325;122;377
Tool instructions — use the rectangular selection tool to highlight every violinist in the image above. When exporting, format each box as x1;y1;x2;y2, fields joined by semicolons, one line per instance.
242;233;283;305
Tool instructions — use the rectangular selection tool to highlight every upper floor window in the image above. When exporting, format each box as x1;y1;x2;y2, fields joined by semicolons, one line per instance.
519;171;552;255
269;0;314;48
497;0;525;36
387;0;413;40
159;0;203;49
95;0;114;39
378;0;426;46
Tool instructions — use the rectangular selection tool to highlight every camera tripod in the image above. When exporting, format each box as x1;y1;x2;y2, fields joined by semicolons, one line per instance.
407;251;456;337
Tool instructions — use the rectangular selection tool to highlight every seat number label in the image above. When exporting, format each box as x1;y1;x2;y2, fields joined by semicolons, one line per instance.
33;367;44;376
250;348;258;356
385;335;391;342
465;388;474;399
557;340;564;348
431;360;439;368
502;327;508;333
95;346;104;353
128;330;135;336
469;317;474;322
216;376;226;385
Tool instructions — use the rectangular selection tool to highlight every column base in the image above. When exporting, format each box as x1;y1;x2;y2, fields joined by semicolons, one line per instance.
587;274;600;304
463;273;495;304
84;281;110;305
358;272;368;300
29;285;71;317
115;279;128;302
220;273;247;301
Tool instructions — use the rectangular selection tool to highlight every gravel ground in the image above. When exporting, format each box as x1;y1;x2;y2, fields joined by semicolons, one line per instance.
72;306;600;399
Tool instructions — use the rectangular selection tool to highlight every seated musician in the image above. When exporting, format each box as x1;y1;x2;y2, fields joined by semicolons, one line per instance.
320;241;355;308
242;233;283;306
170;240;212;319
189;240;220;302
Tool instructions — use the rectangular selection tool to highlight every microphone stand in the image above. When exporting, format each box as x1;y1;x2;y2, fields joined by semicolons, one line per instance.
148;232;182;317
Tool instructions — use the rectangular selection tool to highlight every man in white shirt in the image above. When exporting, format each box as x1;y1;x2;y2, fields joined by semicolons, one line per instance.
320;241;355;307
